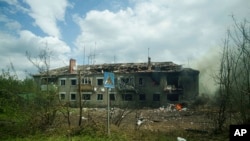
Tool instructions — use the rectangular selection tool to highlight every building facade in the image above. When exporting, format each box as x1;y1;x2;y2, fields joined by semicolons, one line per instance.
33;58;199;108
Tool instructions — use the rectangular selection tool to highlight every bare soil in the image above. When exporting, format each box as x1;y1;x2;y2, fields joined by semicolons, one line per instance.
79;107;212;131
62;106;228;140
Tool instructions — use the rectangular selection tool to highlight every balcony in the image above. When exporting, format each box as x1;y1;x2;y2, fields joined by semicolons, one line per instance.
164;85;183;94
80;84;93;92
164;85;175;93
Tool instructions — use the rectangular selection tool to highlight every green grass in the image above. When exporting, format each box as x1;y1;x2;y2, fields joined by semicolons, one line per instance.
0;109;229;141
3;134;126;141
7;135;109;141
3;134;174;141
1;129;228;141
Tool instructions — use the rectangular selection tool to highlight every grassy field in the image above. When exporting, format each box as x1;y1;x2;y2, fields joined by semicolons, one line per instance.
2;128;228;141
1;107;229;141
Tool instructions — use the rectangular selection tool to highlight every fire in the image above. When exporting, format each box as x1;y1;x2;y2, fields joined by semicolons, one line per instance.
175;103;182;111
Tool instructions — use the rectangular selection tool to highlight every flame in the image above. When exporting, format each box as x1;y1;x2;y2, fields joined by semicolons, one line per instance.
175;103;182;111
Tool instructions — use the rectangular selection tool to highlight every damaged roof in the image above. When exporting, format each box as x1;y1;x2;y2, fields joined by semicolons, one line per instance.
34;61;184;76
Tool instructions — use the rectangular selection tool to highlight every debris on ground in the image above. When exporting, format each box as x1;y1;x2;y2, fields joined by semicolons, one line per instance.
177;136;187;141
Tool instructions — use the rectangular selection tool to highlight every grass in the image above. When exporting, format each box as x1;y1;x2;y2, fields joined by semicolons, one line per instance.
0;107;229;141
6;135;119;141
3;133;175;141
1;127;228;141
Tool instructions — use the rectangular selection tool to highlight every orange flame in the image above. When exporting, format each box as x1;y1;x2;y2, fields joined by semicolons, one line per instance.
175;103;182;111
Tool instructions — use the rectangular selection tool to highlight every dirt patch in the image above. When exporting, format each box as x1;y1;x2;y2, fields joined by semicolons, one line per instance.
72;107;213;134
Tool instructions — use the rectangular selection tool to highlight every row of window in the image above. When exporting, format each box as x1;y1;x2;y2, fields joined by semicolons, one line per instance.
59;77;145;86
59;93;161;101
60;78;100;86
60;93;113;101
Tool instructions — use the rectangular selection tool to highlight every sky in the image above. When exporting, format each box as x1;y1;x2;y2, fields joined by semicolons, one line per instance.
0;0;250;80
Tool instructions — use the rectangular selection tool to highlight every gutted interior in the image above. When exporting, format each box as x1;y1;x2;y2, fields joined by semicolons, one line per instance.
33;58;199;108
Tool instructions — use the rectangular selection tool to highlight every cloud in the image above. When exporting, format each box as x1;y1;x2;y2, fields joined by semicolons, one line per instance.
72;0;250;66
70;1;206;64
19;30;72;69
0;30;71;79
1;0;249;81
24;0;70;38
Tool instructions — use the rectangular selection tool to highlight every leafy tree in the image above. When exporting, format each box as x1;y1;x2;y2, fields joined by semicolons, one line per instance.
0;69;38;139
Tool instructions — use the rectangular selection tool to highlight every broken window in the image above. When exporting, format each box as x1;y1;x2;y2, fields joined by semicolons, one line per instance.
139;77;144;86
118;76;135;89
41;77;57;85
121;78;129;83
97;94;103;100
151;73;160;85
82;94;91;100
122;94;133;101
153;94;160;101
166;73;179;88
97;78;103;86
121;77;134;84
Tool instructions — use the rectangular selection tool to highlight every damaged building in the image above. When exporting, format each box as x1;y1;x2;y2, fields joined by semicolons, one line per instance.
33;58;199;108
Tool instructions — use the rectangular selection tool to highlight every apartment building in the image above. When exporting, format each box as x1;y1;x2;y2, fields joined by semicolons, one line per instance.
33;58;199;108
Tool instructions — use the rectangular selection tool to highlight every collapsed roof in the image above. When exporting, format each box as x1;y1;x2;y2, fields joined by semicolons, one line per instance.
34;61;183;76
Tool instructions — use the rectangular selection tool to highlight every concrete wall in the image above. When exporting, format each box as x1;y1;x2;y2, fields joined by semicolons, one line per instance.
34;69;199;108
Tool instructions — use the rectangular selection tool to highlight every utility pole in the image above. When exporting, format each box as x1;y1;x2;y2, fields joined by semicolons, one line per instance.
148;48;150;58
107;88;110;135
78;70;82;126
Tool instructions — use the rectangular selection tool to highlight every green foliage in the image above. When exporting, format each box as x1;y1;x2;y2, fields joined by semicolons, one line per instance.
0;70;41;139
0;71;34;121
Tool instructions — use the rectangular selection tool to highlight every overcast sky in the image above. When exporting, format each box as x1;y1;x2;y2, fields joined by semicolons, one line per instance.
0;0;250;79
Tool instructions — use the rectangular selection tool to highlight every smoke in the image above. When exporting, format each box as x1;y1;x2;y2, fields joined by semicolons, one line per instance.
190;46;221;95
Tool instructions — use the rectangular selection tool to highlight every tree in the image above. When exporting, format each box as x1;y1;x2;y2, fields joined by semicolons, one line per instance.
213;16;250;133
26;46;59;129
229;16;250;124
213;33;233;132
0;67;39;139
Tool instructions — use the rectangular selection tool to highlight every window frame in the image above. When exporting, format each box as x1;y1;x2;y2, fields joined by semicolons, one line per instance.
82;77;92;84
70;78;77;86
70;93;77;101
82;94;91;100
59;78;66;86
97;94;103;100
139;77;145;86
59;92;66;100
96;77;104;86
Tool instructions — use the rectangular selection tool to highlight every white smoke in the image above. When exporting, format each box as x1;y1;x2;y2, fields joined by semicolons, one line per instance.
191;46;221;95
